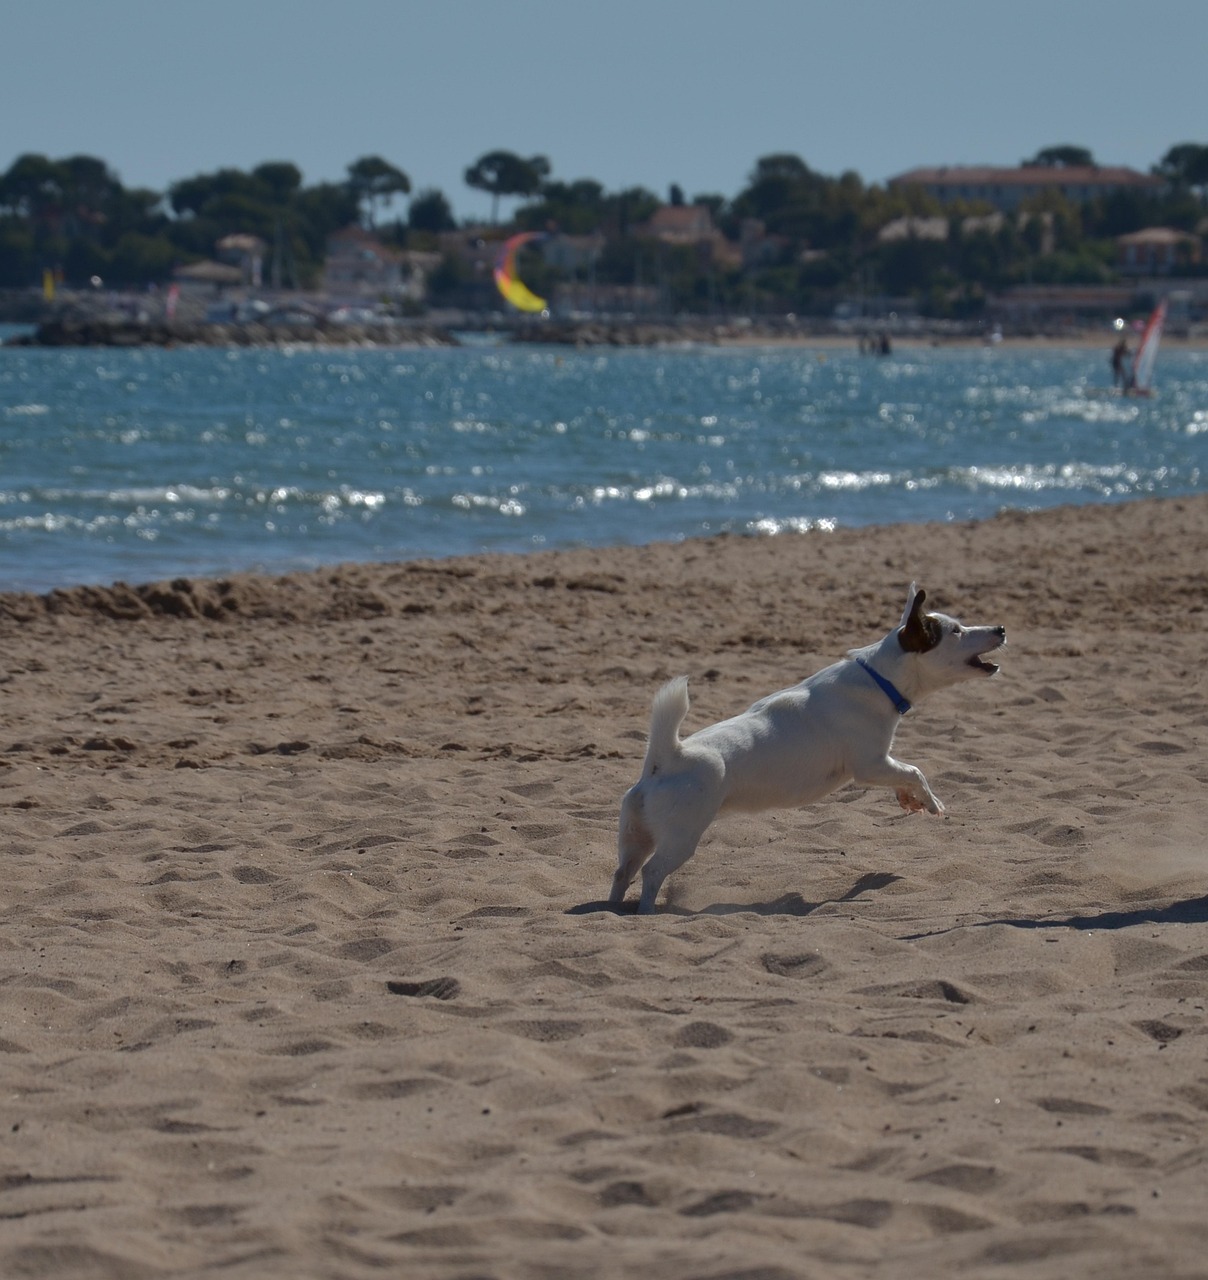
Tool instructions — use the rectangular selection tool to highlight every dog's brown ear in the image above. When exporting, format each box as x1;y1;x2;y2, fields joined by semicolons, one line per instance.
899;587;939;653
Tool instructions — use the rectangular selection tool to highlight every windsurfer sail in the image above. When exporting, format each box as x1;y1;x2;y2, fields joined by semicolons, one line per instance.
1128;299;1166;396
493;232;548;313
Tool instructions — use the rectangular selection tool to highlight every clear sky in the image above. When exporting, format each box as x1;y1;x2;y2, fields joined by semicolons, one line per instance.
3;0;1204;222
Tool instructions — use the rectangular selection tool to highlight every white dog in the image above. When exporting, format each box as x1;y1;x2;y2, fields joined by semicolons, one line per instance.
611;585;1005;913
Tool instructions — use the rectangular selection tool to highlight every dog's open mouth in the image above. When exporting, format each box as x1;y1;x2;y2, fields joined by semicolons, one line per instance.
968;647;1003;675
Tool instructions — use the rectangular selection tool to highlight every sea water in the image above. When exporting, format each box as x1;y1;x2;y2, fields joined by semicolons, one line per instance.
2;333;1206;592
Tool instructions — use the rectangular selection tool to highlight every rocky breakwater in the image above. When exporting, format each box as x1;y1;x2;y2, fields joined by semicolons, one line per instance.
5;315;458;349
510;317;809;346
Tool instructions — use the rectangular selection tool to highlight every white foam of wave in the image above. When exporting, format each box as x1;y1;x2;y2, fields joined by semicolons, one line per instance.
7;483;389;516
948;460;1158;496
585;478;743;505
748;516;837;536
818;470;895;491
28;484;229;505
570;457;1179;509
0;512;123;534
1021;394;1139;425
451;491;527;517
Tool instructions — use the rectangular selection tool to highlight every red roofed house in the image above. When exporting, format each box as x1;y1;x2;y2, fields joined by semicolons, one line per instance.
646;204;717;243
1116;227;1200;276
641;204;741;270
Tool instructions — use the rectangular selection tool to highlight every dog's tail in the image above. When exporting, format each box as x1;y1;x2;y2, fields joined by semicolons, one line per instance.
640;676;689;778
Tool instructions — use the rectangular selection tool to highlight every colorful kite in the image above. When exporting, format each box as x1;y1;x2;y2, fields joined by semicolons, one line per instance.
493;232;548;313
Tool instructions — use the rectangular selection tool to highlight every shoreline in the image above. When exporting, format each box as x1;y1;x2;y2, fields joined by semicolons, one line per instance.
0;491;1189;613
8;312;1208;352
0;488;1198;615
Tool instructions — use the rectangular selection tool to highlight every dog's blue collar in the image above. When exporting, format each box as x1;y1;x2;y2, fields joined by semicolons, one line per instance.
855;658;912;715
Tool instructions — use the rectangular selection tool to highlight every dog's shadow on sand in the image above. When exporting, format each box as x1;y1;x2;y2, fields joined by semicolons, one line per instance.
568;870;902;918
901;892;1208;940
570;881;1208;934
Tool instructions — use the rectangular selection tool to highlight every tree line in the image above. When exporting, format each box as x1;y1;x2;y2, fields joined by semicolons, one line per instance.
1;143;1206;316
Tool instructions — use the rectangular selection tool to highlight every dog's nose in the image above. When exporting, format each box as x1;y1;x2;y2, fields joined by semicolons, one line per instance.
994;625;1006;639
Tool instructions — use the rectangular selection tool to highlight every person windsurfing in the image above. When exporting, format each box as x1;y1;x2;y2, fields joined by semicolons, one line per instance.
1110;336;1130;389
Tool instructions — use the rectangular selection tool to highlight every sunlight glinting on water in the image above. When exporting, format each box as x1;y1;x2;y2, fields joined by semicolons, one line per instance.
2;342;1207;590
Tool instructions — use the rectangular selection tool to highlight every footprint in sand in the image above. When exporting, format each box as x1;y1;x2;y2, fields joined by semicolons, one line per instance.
386;977;460;1000
336;938;393;962
761;952;829;979
598;1180;658;1208
351;1078;442;1101
502;1019;583;1042
662;1108;778;1140
1035;1097;1110;1116
672;1021;733;1049
910;1162;1003;1193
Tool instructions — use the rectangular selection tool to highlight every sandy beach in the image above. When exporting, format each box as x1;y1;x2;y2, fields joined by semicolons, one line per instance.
2;494;1208;1278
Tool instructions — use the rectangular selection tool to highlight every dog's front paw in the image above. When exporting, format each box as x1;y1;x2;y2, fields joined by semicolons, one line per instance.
896;787;946;817
896;787;925;813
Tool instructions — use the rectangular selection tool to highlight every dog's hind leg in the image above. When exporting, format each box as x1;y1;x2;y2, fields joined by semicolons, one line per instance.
610;788;654;906
636;826;709;914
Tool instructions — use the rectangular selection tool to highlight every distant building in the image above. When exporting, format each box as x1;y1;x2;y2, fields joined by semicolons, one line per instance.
739;218;790;269
876;216;948;243
216;234;267;286
553;282;661;314
540;233;606;275
324;227;403;295
888;165;1160;211
436;229;499;276
173;259;243;290
645;204;717;243
1116;227;1200;276
323;227;435;301
876;211;1054;253
992;285;1137;327
639;204;742;270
